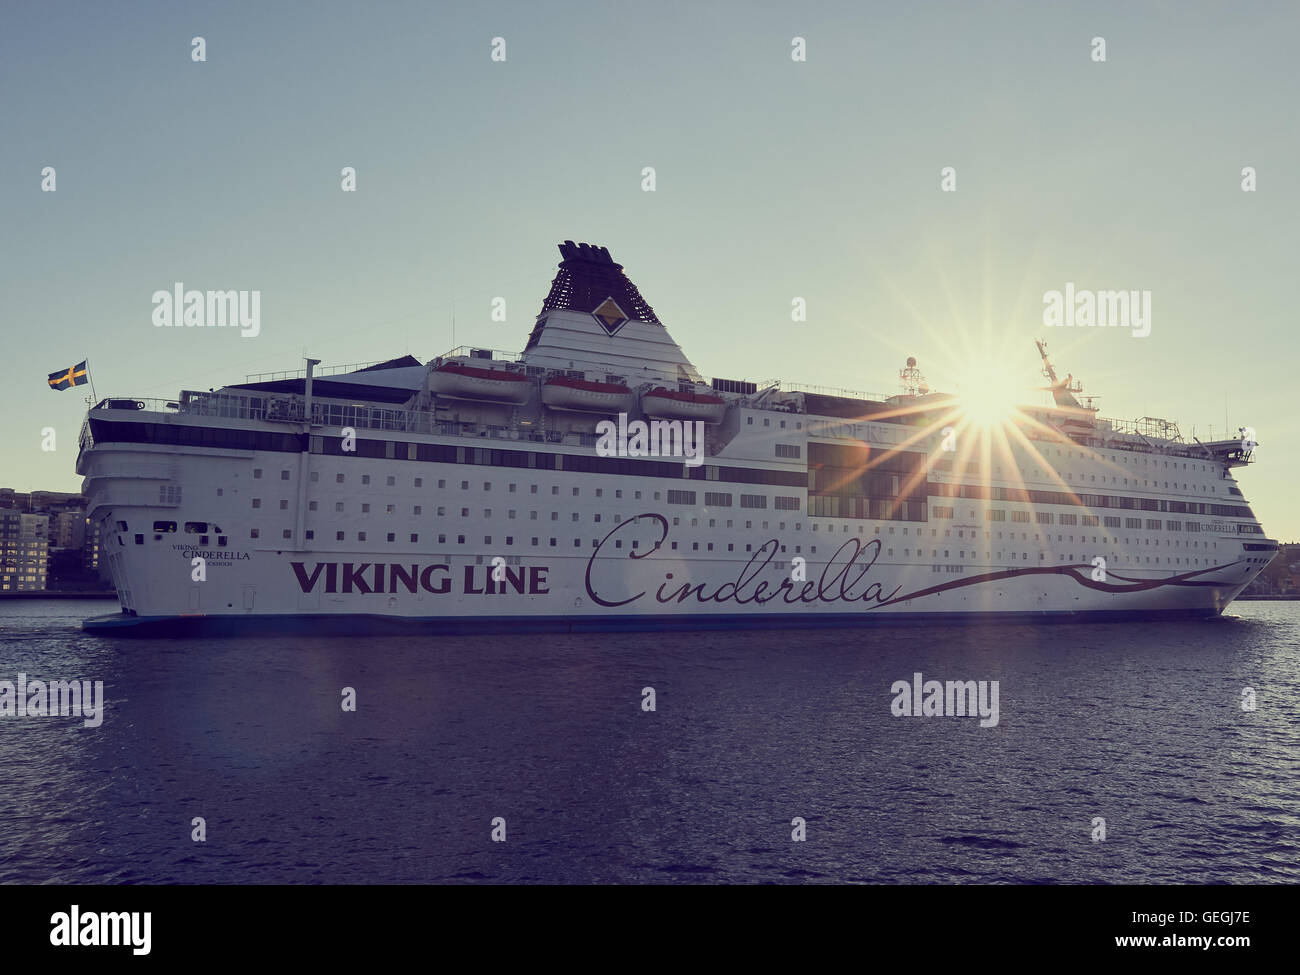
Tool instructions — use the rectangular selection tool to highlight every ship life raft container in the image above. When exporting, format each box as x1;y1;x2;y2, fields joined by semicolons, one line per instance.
541;376;636;413
428;362;531;404
640;387;726;423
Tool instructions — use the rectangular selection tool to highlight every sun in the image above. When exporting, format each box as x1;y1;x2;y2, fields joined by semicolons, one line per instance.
955;362;1025;429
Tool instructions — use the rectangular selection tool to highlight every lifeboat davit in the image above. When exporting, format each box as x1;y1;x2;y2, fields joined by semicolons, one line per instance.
541;376;635;414
640;387;726;424
429;362;531;404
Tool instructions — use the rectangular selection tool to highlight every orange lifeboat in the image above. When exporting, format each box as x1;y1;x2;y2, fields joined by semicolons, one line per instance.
429;362;531;404
541;376;635;414
640;387;726;424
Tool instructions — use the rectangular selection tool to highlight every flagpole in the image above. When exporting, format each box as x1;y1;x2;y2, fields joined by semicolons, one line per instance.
85;357;98;405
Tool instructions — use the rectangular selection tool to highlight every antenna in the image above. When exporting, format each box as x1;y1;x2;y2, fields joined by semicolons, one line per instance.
898;356;928;397
1035;340;1084;409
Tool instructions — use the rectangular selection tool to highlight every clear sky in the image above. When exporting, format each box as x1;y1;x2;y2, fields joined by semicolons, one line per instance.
2;1;1296;536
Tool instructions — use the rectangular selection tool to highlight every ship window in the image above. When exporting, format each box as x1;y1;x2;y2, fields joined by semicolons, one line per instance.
414;506;422;515
362;504;371;513
458;535;465;544
310;472;319;482
153;521;177;533
387;533;395;542
362;475;371;485
279;500;288;510
309;501;318;511
438;534;446;543
387;476;396;486
461;481;469;490
386;505;395;515
253;469;262;479
283;529;291;539
199;535;209;545
336;502;344;512
280;470;290;480
358;532;366;541
549;538;556;546
134;534;143;544
184;522;207;533
252;499;261;509
439;480;446;489
116;520;128;531
506;536;513;545
305;531;314;540
415;478;423;488
531;537;538;546
551;486;559;495
337;531;344;541
218;536;227;546
336;474;344;483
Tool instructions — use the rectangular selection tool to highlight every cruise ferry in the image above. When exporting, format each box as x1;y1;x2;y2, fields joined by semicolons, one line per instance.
78;242;1276;634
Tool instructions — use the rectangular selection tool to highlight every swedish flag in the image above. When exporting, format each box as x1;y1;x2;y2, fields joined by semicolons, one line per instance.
48;361;88;391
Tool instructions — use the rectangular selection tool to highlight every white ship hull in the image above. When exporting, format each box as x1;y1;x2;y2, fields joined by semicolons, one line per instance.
78;439;1268;635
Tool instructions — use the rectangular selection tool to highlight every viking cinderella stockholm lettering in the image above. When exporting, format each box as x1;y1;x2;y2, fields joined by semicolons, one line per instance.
583;515;904;609
291;561;549;596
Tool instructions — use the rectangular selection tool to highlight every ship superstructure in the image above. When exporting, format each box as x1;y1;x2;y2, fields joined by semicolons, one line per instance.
77;242;1276;633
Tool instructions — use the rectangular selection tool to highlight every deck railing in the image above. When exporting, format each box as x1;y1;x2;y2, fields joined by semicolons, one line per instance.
86;391;1228;462
86;393;603;447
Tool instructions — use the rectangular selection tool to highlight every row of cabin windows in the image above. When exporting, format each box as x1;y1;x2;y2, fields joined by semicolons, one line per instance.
244;527;812;554
230;512;1232;546
267;465;684;498
250;488;803;511
227;527;1224;568
136;514;1235;550
933;507;1232;532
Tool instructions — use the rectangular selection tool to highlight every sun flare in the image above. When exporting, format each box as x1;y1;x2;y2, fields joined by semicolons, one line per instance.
955;364;1025;428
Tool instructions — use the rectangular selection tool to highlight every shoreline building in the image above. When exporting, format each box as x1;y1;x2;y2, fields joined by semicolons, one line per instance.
0;511;49;591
